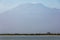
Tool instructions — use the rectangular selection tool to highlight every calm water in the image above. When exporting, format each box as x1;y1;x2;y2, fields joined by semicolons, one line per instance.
0;36;60;40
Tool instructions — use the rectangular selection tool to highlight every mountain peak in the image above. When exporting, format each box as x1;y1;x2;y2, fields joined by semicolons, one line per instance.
19;3;45;7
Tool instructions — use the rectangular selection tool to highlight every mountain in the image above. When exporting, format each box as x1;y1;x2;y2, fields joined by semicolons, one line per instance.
0;3;60;33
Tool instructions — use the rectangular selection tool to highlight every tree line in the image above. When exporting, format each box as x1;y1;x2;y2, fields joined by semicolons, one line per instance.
0;32;60;35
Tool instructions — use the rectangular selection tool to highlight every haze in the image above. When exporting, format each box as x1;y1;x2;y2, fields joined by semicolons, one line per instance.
0;0;60;33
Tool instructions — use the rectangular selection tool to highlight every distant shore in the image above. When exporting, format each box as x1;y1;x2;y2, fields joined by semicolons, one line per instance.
0;35;60;37
0;33;60;36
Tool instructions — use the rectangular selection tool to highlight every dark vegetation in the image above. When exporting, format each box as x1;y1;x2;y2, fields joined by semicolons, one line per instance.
0;32;60;35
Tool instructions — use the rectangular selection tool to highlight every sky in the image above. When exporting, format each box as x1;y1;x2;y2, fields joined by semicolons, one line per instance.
0;0;60;13
0;0;60;33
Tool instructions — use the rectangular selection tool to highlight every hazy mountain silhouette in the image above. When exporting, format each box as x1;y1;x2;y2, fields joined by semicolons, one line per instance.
1;3;60;16
0;3;60;33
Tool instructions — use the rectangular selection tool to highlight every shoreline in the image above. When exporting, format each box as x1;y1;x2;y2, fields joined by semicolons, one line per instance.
0;35;60;36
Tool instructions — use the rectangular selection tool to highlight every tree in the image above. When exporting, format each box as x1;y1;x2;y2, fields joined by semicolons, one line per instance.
47;32;51;35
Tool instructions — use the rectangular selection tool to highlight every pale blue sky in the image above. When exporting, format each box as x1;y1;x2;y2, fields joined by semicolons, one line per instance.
0;0;60;13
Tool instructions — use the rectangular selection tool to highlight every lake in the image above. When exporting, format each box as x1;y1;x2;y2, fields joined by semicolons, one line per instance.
0;36;60;40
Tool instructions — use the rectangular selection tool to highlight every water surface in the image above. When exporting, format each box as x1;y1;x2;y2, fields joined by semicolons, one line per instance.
0;36;60;40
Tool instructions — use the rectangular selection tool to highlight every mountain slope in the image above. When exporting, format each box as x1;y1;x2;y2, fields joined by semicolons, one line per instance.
0;3;60;33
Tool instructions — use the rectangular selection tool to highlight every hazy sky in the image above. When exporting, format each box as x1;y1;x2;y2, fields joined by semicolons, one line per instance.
0;0;60;33
0;0;60;13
